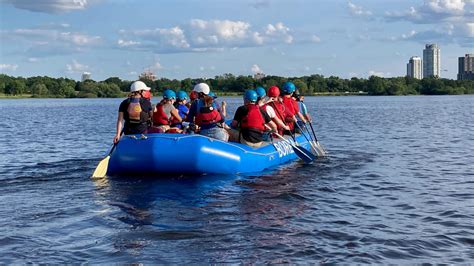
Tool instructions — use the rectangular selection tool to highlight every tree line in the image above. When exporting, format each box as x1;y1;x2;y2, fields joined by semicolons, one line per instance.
1;73;473;98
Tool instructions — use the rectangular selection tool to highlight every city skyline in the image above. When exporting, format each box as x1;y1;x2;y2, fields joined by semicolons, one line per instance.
1;0;473;81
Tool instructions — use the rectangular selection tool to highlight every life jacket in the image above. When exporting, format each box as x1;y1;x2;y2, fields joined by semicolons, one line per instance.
267;101;285;120
126;98;149;124
264;102;284;134
195;102;221;126
240;104;265;132
282;96;297;116
152;103;169;125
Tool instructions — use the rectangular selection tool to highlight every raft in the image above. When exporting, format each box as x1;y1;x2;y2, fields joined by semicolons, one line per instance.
107;133;313;176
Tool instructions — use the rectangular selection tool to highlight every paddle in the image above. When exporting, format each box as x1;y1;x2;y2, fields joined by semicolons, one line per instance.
294;121;322;157
92;142;119;178
308;121;327;156
271;129;316;163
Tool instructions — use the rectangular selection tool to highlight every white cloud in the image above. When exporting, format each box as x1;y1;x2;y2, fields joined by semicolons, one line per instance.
0;64;19;72
348;2;373;16
251;64;263;74
148;62;163;71
27;57;39;62
1;27;102;56
117;39;141;47
368;70;387;77
66;59;89;73
383;0;473;46
118;19;294;53
311;35;321;43
385;0;474;23
3;0;90;14
264;22;293;44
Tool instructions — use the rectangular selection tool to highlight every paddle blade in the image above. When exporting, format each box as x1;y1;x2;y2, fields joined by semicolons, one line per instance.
315;141;327;156
293;145;316;163
92;155;110;178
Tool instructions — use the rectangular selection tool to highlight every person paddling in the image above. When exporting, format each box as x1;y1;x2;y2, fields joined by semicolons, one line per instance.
229;90;277;148
281;81;307;133
113;81;152;143
260;86;290;135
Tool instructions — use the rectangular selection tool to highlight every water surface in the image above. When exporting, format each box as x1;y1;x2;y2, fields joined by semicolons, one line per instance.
0;96;473;263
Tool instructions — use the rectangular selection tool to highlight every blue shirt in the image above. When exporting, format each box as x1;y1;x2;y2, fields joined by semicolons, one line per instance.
299;101;308;116
177;104;189;119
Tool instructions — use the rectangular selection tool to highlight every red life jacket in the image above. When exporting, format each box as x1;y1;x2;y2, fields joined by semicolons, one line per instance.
282;96;297;116
264;102;285;134
195;105;221;126
240;104;265;132
282;96;298;130
152;104;169;125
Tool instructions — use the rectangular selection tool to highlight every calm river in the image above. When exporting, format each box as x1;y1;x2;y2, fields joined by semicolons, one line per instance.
0;95;473;263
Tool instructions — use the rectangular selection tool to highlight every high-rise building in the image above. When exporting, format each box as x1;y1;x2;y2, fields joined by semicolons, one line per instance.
81;72;91;81
407;56;422;79
139;69;156;81
458;54;474;80
423;44;441;78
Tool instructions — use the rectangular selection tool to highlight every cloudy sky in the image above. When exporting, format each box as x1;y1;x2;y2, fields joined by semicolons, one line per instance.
0;0;473;80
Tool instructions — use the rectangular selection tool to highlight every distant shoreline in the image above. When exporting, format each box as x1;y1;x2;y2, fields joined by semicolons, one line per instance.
3;92;474;99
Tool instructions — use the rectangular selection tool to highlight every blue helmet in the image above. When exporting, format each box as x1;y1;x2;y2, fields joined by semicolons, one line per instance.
282;81;296;94
208;92;217;99
244;89;258;102
177;90;188;101
163;89;176;99
255;86;266;98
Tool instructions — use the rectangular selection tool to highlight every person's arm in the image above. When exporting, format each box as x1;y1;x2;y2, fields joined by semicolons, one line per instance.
297;111;307;123
113;112;124;144
267;120;277;132
261;109;277;131
273;116;290;131
221;101;227;117
170;108;182;122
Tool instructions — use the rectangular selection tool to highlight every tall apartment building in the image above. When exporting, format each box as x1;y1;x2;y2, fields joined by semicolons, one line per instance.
81;72;91;81
458;54;474;80
139;69;157;81
423;44;441;78
407;56;422;79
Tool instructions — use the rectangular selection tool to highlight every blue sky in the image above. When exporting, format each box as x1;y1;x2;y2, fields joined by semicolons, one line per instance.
0;0;473;80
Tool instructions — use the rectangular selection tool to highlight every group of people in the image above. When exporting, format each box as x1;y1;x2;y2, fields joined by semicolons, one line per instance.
114;80;312;148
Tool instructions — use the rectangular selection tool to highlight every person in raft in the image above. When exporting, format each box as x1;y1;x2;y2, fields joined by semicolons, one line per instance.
172;90;190;128
281;81;307;133
229;90;277;148
257;86;290;136
187;83;229;141
114;81;153;143
149;89;182;133
293;90;312;131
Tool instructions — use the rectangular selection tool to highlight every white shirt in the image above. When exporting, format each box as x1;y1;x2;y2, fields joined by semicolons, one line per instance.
264;105;276;119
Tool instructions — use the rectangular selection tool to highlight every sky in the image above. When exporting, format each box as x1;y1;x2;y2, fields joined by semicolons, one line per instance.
0;0;473;81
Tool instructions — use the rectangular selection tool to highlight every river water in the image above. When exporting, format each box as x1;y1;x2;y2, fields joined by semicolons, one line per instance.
0;96;473;263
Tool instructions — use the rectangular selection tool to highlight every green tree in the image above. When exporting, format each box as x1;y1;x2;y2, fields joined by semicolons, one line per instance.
31;83;49;96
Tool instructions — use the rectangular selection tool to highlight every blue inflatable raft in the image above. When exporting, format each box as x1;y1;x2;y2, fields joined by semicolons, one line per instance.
107;133;313;176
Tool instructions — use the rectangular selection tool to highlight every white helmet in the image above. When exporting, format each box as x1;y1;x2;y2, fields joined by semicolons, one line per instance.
130;81;151;92
193;83;210;95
